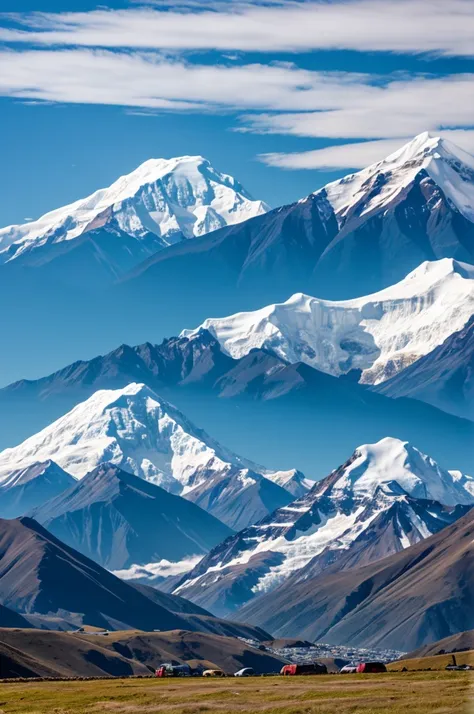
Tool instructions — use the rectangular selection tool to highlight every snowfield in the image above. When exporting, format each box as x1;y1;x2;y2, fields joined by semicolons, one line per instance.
182;258;474;385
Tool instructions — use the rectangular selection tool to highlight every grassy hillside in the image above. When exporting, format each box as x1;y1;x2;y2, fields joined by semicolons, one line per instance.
388;650;474;671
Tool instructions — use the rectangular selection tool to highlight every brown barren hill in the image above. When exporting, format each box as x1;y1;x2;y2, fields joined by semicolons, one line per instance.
388;650;474;671
0;629;287;679
402;630;474;658
0;628;151;679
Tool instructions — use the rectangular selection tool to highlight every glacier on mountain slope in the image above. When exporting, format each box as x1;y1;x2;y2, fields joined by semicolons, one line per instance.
0;383;296;530
174;437;474;608
182;258;474;385
0;155;268;264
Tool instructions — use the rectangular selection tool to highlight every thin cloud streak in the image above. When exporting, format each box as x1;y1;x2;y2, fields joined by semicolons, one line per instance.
241;75;474;139
1;0;473;56
260;130;474;169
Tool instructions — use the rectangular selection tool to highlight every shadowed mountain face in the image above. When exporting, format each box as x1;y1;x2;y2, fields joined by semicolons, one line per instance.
0;460;75;519
30;463;233;570
0;516;270;642
0;516;187;632
1;331;473;480
375;315;474;421
0;604;31;628
236;509;474;651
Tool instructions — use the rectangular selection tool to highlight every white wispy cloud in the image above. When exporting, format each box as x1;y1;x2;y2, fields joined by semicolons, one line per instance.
0;49;384;110
113;555;202;580
259;130;474;169
241;74;474;139
1;0;473;56
0;48;472;145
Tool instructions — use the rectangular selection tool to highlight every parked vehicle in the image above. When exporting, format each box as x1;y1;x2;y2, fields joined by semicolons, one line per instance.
155;663;192;677
280;663;328;676
356;662;387;673
234;667;255;677
339;665;358;673
203;669;226;677
445;655;472;671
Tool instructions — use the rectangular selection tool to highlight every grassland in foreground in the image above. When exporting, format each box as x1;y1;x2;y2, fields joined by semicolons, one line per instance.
0;671;472;714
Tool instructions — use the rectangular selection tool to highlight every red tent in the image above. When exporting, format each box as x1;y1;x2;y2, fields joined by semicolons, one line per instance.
356;662;387;673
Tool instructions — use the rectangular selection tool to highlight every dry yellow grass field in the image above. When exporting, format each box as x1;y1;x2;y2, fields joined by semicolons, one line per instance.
0;671;472;714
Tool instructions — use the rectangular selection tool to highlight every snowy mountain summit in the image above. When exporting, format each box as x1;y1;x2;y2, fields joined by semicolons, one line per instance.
322;131;474;224
0;383;294;530
182;257;474;385
0;155;268;269
331;436;474;506
174;436;474;616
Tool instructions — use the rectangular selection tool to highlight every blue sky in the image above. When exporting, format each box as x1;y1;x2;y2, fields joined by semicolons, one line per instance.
1;0;474;226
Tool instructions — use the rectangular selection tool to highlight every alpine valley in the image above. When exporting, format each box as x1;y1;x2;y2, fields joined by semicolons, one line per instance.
0;132;473;657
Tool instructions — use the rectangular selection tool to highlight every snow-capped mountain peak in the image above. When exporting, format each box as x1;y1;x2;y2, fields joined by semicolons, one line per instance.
0;155;269;265
182;257;474;385
323;132;474;224
330;437;474;506
0;382;238;487
174;437;473;615
0;382;294;530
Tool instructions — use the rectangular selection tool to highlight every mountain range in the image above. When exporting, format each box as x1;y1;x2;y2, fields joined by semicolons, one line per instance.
0;155;267;279
181;258;474;387
2;132;474;386
1;328;472;479
124;133;474;300
1;131;473;656
172;437;474;617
